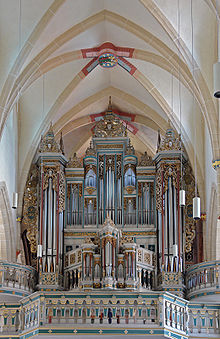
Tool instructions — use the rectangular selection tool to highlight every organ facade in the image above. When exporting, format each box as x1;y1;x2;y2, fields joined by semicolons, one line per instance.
21;99;200;298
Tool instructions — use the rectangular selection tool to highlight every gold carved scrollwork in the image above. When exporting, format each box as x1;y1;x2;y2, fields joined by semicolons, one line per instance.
99;155;104;179
59;168;66;213
22;165;39;254
116;155;122;178
43;166;59;191
163;163;180;192
156;166;162;212
67;153;82;168
124;197;136;210
93;109;127;138
138;182;142;197
84;198;96;210
106;155;115;171
138;151;153;166
184;164;196;254
158;128;182;152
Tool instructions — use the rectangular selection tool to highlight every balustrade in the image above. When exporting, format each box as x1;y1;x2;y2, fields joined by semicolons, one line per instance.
45;302;158;326
186;261;220;299
0;292;197;338
188;305;220;335
163;296;188;334
0;261;36;295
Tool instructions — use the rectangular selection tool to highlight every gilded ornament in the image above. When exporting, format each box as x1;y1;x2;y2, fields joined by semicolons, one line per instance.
125;186;135;194
38;123;61;153
85;141;96;156
22;164;39;255
158;127;182;152
126;139;135;155
93;101;127;138
139;151;153;166
67;153;82;168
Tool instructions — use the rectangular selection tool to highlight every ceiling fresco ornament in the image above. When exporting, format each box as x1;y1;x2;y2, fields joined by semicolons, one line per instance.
158;127;182;152
93;97;127;138
22;164;39;255
38;123;61;153
139;151;153;166
67;153;82;168
98;53;118;68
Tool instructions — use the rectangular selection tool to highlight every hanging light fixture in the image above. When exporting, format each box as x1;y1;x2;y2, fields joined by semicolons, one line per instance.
177;0;185;207
214;0;220;97
12;0;22;212
37;244;42;258
193;196;200;220
179;189;185;206
190;0;201;220
12;192;18;209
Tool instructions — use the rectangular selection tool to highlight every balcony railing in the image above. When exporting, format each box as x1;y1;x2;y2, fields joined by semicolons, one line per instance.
188;304;220;336
0;261;36;296
186;260;220;300
0;291;189;338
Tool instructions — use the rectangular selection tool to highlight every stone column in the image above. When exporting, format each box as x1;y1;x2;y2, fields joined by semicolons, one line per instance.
212;160;220;260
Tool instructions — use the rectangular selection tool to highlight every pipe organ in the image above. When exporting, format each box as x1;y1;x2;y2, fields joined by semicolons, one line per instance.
22;99;198;296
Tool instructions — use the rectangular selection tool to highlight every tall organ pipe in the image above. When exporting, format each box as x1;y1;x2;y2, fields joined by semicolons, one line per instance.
56;175;59;265
161;169;164;264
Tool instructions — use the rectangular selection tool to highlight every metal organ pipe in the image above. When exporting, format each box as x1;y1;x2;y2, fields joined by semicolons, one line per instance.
53;189;57;270
47;178;53;271
43;188;47;270
169;177;173;257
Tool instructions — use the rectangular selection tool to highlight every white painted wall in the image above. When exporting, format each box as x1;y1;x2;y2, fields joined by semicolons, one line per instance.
0;107;18;261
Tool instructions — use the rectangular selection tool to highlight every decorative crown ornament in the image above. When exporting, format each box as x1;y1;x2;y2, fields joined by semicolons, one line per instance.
103;213;116;228
139;151;153;166
38;123;61;153
93;97;127;138
67;153;82;168
85;140;96;156
158;124;182;152
126;139;135;155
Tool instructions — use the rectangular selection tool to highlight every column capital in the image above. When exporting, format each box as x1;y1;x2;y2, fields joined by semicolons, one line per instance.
212;159;220;169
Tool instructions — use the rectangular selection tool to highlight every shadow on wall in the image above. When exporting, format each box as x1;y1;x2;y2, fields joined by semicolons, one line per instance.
0;181;16;262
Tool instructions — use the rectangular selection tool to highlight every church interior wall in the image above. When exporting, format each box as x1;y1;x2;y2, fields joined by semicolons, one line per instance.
0;1;219;338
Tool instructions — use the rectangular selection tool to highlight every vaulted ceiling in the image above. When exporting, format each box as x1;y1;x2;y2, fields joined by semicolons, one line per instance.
0;0;219;205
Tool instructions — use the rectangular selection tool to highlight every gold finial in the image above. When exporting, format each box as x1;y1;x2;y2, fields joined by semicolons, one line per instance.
108;96;112;111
